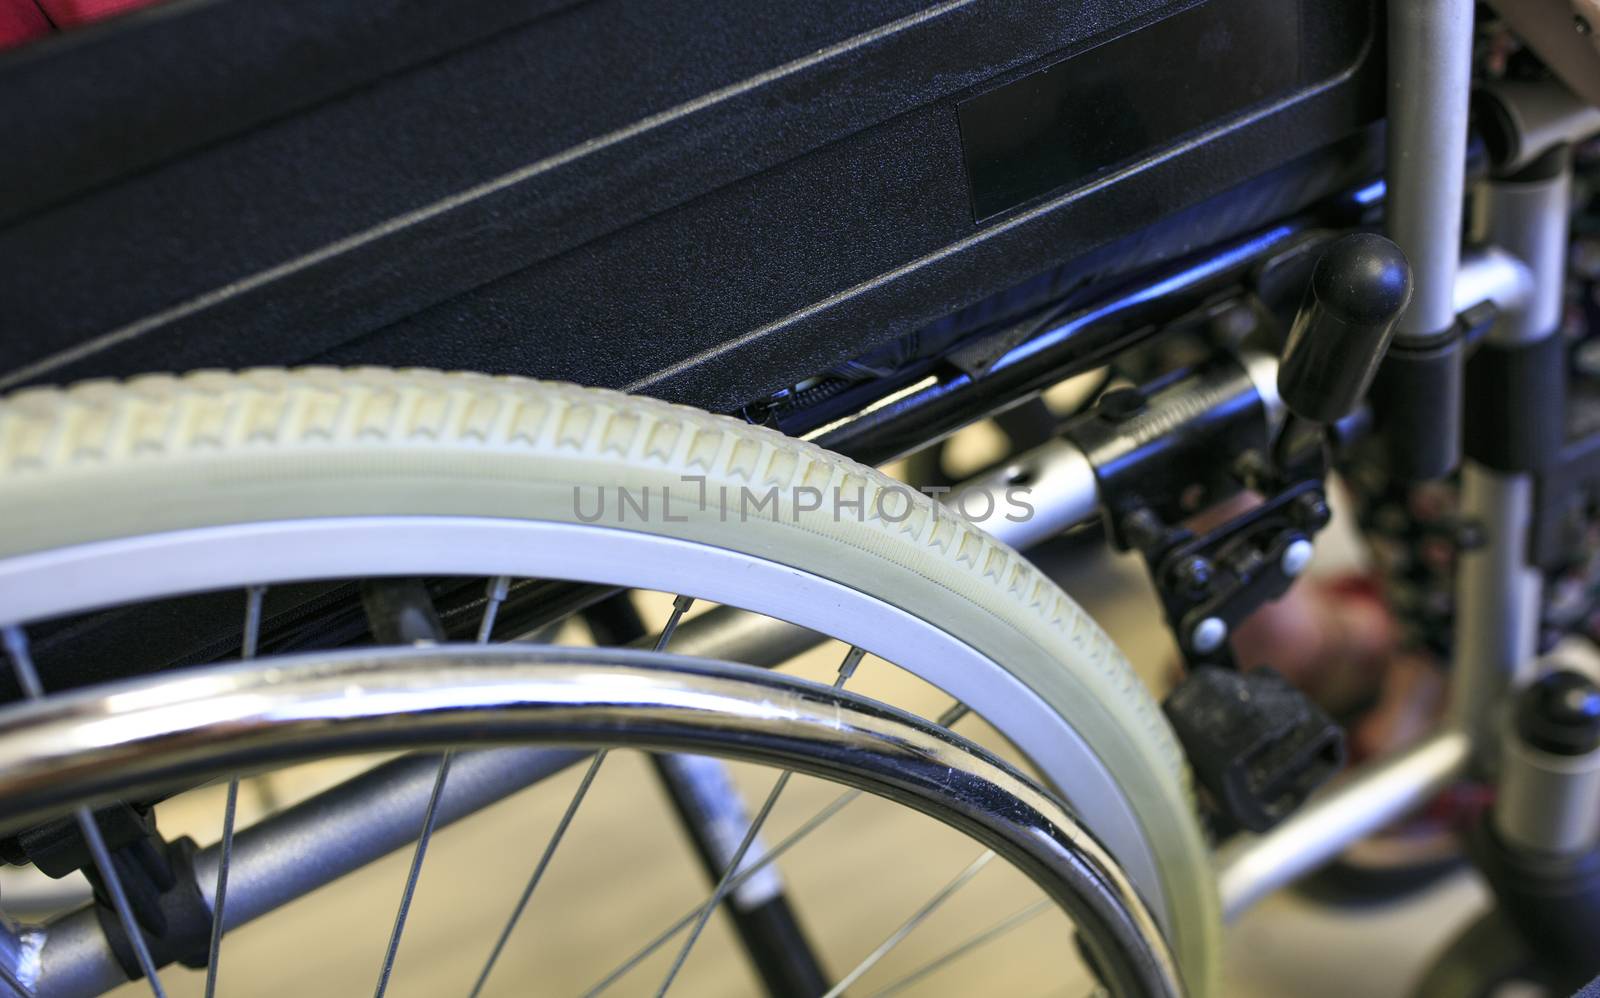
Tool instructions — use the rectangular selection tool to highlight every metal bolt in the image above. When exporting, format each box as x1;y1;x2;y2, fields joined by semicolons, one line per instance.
1169;556;1215;597
1292;492;1331;530
1280;538;1314;578
1190;617;1229;654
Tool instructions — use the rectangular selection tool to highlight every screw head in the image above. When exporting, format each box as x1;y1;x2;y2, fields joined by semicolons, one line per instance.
1190;617;1229;654
1280;538;1315;578
1169;556;1215;597
1293;492;1331;529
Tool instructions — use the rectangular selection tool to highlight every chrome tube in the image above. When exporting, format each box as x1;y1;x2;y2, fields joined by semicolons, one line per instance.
1474;164;1573;344
1216;211;1567;921
1378;0;1473;478
189;750;586;929
16;646;1183;998
1453;247;1533;318
1386;0;1474;341
1451;157;1574;753
1495;719;1600;856
1214;729;1472;921
1452;467;1544;751
946;438;1099;551
1475;79;1600;176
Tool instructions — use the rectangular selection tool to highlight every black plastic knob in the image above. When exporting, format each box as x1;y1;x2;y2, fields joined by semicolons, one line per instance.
1277;233;1413;424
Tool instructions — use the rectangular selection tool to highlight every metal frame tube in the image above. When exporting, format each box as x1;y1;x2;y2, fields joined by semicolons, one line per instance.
1215;249;1544;917
1474;159;1573;343
1475;79;1600;176
1451;466;1544;749
1495;722;1600;856
1453;247;1534;318
1386;0;1474;342
1451;157;1574;754
189;750;586;930
946;438;1099;551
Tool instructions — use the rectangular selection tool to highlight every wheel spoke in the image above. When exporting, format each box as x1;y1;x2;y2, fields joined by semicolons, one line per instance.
372;752;452;998
3;626;168;998
863;898;1051;997
476;576;511;643
204;585;264;998
652;595;694;653
581;700;968;997
469;595;694;997
580;788;858;997
653;645;866;996
820;850;997;998
374;578;511;998
653;772;791;997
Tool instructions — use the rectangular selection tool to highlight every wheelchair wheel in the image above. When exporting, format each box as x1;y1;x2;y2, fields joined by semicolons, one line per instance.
0;368;1220;995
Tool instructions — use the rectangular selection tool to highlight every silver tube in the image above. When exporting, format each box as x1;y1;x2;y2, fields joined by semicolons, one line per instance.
1475;79;1600;176
1237;350;1287;440
1453;247;1533;318
188;749;585;927
1450;155;1573;752
1451;467;1544;748
1386;0;1474;341
946;439;1099;552
948;350;1293;554
1473;166;1572;345
1214;729;1472;921
1495;723;1600;856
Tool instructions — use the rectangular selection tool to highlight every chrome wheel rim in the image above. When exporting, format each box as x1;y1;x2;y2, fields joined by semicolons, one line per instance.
0;645;1182;998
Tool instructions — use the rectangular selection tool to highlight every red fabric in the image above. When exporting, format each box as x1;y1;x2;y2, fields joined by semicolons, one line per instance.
0;0;51;50
0;0;166;50
35;0;162;28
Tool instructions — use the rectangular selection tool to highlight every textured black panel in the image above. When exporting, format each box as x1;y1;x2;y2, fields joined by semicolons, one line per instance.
0;0;588;224
959;0;1361;220
0;0;1383;412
